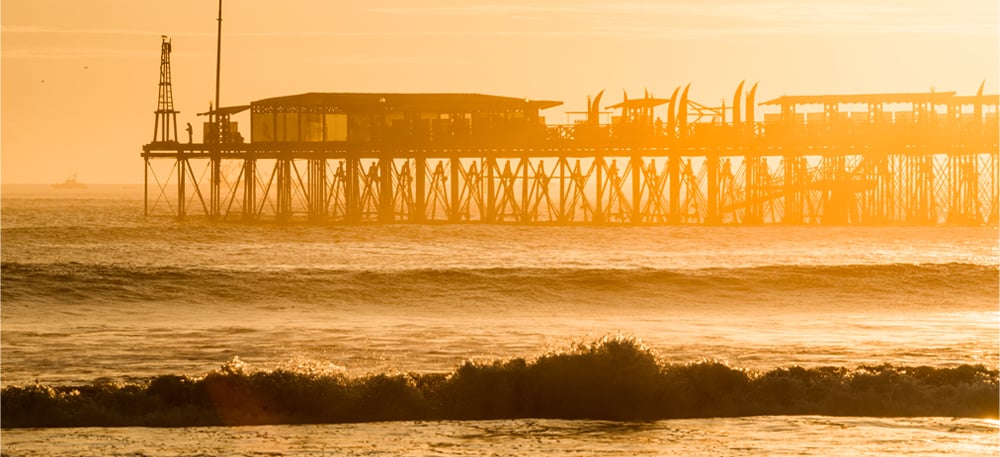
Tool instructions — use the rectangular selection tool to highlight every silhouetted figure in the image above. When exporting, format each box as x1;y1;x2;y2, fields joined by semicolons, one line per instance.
186;123;193;143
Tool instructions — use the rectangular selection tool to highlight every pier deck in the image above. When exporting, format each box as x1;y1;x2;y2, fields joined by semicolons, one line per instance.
142;89;998;225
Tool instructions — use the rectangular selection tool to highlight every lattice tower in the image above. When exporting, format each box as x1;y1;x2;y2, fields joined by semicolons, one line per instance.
153;36;179;143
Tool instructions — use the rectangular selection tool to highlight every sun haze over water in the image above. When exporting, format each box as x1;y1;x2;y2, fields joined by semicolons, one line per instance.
2;0;998;183
1;2;999;456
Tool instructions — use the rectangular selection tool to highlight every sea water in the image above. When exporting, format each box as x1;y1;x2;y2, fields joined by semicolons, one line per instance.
1;184;997;456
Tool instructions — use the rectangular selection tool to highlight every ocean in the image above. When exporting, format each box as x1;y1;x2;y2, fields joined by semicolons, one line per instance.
1;184;997;456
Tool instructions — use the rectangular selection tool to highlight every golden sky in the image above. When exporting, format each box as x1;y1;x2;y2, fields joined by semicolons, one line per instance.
2;0;997;183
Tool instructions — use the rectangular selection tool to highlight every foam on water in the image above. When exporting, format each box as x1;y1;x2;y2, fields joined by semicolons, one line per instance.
2;417;996;457
3;337;996;428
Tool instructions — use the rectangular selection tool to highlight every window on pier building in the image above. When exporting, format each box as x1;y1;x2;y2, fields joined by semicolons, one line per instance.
302;113;323;142
252;109;352;142
448;113;472;138
325;113;348;141
277;112;299;142
349;114;373;142
385;112;406;141
251;111;275;142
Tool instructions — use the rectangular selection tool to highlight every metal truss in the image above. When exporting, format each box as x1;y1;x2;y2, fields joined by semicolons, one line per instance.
144;147;999;225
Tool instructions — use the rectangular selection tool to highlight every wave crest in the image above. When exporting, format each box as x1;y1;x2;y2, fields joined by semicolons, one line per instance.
3;337;996;428
3;262;996;307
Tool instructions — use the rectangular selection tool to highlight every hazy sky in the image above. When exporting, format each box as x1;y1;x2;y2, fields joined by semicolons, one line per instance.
2;0;997;183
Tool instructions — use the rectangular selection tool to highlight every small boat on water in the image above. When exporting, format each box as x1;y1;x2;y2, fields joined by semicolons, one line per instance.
52;174;87;189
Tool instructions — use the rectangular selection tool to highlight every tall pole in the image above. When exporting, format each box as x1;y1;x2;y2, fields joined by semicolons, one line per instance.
215;0;222;124
210;0;223;219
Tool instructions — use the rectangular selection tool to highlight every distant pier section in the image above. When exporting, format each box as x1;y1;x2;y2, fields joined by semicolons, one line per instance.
143;39;999;225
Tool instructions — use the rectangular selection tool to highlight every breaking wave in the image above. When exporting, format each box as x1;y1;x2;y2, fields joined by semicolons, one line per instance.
3;337;996;428
2;262;995;307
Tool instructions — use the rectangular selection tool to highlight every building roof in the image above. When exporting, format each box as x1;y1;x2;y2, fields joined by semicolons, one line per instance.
606;97;670;110
197;105;251;116
251;92;562;111
760;92;958;106
950;94;1000;105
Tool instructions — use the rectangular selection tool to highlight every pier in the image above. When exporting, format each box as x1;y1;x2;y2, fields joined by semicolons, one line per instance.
143;38;999;225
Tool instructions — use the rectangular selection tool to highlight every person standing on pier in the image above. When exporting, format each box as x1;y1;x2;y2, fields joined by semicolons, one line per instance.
186;123;193;143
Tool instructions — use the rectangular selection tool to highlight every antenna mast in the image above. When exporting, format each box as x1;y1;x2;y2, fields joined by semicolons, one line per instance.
213;0;223;142
215;0;222;115
153;36;179;143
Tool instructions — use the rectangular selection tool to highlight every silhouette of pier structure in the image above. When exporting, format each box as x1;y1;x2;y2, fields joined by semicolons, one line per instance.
143;40;999;225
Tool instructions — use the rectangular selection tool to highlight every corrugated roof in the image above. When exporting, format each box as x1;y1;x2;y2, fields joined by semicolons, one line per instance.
606;98;670;109
950;94;1000;105
527;100;564;110
251;92;562;111
197;105;251;116
760;92;958;106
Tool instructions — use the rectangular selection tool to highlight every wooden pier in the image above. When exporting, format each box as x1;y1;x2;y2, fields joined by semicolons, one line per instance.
143;39;999;225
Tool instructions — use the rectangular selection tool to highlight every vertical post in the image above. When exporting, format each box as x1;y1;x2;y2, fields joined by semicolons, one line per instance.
450;157;460;222
210;157;221;219
897;155;907;224
558;156;566;222
277;159;292;222
631;154;642;224
309;158;317;221
143;156;149;216
966;155;976;223
668;154;680;224
948;154;978;224
926;155;936;223
377;157;392;223
878;154;890;224
415;156;426;222
914;154;927;224
783;155;798;224
486;156;496;222
346;157;360;223
951;154;961;223
594;155;604;223
318;158;328;221
521;157;530;222
706;153;719;224
744;155;757;224
307;159;316;221
990;152;999;225
177;155;186;219
242;159;255;221
906;156;917;223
